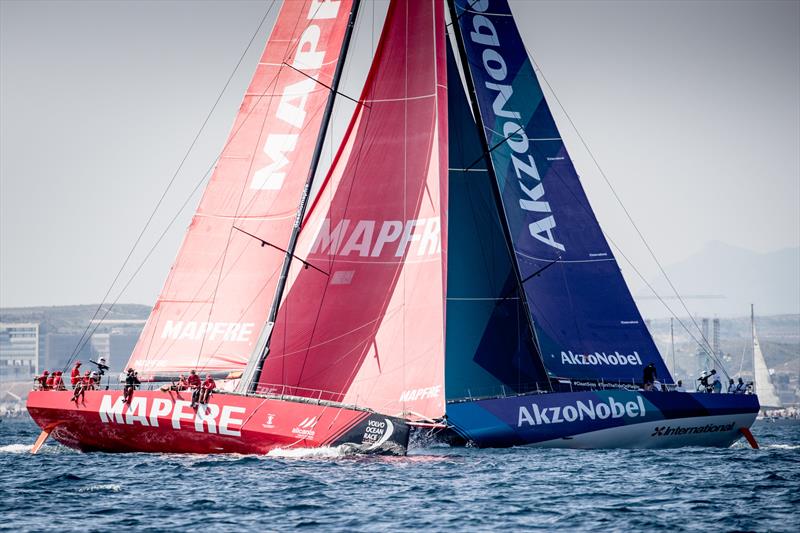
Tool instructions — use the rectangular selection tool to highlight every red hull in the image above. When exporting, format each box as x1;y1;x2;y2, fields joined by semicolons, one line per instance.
27;390;408;454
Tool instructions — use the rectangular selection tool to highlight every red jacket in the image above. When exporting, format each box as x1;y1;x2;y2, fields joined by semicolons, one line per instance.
71;366;81;385
187;374;201;388
202;378;216;390
46;376;55;388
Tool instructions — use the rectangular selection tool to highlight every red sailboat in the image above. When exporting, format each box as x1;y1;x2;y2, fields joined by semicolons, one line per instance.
27;0;448;455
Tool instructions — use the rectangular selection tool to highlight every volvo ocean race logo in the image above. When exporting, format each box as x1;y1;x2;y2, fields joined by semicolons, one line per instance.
464;0;564;252
361;418;395;450
518;395;646;427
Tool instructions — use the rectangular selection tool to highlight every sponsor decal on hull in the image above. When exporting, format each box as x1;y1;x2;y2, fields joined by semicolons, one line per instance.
98;395;246;437
518;395;646;427
292;416;319;438
651;422;736;437
361;418;394;450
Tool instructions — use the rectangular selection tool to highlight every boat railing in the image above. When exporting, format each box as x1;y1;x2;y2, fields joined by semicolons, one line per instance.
446;379;678;403
253;383;346;403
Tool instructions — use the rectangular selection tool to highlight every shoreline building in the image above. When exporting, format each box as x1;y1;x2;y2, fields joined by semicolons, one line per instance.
0;323;39;381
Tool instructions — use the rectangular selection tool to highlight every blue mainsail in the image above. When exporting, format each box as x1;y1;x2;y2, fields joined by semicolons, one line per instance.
445;40;550;400
452;0;672;384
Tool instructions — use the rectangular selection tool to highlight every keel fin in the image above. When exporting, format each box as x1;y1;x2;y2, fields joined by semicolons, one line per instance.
739;427;759;449
31;429;51;454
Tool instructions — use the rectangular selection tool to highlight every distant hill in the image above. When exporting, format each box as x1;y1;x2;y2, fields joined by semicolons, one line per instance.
634;242;800;318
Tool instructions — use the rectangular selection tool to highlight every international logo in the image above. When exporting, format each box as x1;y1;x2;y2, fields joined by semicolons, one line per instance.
651;422;735;437
518;395;646;427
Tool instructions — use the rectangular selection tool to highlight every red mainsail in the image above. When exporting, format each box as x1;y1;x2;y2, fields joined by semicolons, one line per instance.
259;0;448;421
127;0;353;379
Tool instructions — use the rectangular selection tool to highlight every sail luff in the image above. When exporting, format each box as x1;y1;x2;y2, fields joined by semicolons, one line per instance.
445;0;552;390
240;0;364;393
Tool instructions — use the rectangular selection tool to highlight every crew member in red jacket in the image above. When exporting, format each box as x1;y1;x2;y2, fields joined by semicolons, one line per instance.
187;370;202;408
199;374;216;404
45;372;55;389
52;371;65;391
70;361;82;389
37;370;49;390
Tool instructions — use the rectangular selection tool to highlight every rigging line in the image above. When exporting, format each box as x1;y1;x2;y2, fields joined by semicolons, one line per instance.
63;0;280;367
463;123;526;173
280;62;366;107
232;226;329;276
526;50;718;358
445;0;483;28
495;256;561;304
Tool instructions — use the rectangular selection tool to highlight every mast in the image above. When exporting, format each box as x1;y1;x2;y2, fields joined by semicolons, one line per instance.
670;317;676;378
240;0;363;393
446;0;552;390
751;303;756;393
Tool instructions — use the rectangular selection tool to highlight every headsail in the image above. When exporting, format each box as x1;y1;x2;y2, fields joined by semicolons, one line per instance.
126;0;354;379
451;0;672;385
752;306;782;408
258;0;448;420
445;39;549;400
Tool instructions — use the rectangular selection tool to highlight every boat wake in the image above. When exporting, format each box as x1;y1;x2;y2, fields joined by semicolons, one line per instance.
266;445;356;459
0;443;31;454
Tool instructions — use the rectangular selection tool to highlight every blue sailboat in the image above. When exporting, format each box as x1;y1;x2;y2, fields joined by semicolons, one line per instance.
442;0;759;448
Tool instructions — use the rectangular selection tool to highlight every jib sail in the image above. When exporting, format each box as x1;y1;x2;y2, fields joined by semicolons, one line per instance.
445;39;550;400
258;0;448;420
452;0;672;385
126;0;354;379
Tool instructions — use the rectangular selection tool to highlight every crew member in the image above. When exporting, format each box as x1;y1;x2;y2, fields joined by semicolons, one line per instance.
675;380;685;392
187;370;202;408
697;369;716;393
122;368;140;404
199;374;216;404
734;377;747;394
53;371;65;391
70;361;82;389
727;378;736;393
45;372;55;390
643;362;657;391
712;374;722;394
37;370;50;390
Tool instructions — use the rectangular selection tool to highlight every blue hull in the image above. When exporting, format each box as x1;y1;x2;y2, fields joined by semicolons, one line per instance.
446;391;760;448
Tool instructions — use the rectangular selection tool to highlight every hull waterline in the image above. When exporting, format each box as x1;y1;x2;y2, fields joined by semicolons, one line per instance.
27;390;409;455
445;390;760;449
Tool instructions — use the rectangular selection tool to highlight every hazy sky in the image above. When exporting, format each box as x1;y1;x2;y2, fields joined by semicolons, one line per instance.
1;0;798;312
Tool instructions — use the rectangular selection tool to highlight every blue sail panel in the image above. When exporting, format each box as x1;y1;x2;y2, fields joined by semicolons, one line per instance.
445;40;550;400
453;0;673;384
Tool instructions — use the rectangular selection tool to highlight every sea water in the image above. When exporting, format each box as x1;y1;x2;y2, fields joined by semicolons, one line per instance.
1;417;797;532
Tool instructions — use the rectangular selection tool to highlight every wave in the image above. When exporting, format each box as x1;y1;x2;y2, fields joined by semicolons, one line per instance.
0;443;31;454
78;484;123;493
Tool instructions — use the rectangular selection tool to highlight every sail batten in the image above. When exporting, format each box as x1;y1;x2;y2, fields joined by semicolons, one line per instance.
452;0;672;385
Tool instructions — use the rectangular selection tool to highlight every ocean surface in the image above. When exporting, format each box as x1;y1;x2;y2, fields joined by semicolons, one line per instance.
1;417;798;532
